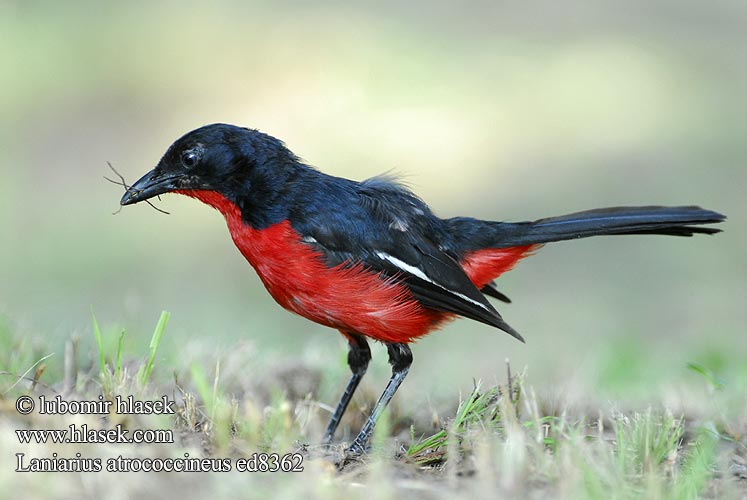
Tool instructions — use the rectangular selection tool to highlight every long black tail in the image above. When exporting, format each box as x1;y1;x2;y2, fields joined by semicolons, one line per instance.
492;206;725;247
448;206;725;250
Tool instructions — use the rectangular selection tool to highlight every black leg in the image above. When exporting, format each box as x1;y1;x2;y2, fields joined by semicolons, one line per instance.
323;333;371;443
348;342;412;455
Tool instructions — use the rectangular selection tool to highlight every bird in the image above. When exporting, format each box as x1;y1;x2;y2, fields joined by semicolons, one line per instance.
119;123;725;454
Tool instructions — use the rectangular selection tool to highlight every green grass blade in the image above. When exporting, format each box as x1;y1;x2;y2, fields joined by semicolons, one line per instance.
190;362;213;415
687;362;725;391
115;330;126;379
140;310;170;386
90;306;106;376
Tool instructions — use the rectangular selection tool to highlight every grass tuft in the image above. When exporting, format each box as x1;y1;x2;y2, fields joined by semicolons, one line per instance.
407;376;516;465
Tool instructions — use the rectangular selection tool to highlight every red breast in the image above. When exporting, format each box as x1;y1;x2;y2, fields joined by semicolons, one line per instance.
176;190;450;343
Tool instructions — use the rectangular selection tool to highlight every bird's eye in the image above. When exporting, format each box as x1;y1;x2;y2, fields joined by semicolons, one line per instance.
180;149;201;169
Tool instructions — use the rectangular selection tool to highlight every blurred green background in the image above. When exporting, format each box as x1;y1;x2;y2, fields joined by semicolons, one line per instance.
1;1;744;406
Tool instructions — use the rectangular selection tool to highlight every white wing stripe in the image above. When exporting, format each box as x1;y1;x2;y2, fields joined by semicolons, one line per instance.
375;251;430;281
374;251;490;312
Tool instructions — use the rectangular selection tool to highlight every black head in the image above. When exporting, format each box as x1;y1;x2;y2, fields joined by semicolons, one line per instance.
120;123;297;206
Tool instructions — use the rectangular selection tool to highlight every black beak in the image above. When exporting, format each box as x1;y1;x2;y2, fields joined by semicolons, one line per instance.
120;169;180;206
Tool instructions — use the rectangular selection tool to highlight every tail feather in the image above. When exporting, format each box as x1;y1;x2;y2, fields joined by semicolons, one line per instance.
490;206;725;247
451;205;724;313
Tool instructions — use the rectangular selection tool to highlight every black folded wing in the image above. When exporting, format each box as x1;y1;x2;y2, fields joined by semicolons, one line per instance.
294;216;523;342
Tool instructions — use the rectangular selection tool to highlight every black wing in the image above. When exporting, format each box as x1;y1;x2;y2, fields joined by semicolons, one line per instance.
371;238;524;342
481;281;511;303
291;176;524;342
